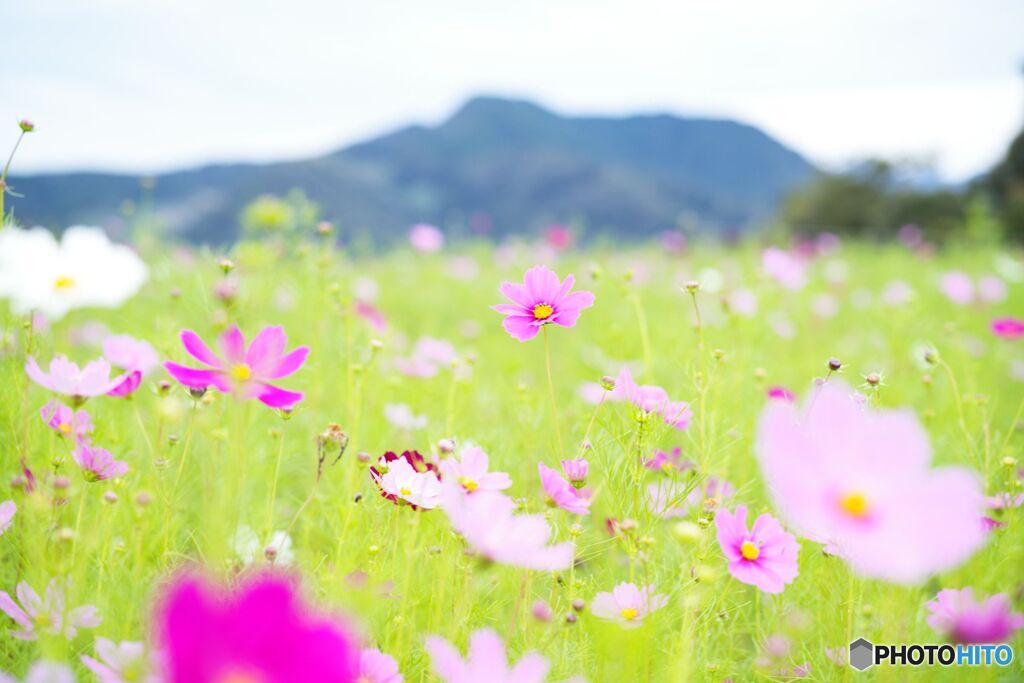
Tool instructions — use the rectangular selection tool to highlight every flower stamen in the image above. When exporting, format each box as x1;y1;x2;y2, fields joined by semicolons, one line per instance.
532;303;554;320
840;492;869;518
740;540;760;560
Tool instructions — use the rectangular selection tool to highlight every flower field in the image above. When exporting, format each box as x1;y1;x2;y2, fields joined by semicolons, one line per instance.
0;224;1022;681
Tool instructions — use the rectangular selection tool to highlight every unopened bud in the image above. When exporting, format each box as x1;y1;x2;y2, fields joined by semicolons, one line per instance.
316;221;333;236
53;476;70;490
685;280;701;294
531;600;552;622
438;438;455;454
572;598;585;612
218;258;235;274
103;491;118;504
18;119;34;133
827;357;842;372
600;375;616;392
264;545;278;562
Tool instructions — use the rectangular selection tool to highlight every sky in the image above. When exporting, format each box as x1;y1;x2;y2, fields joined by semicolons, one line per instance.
4;0;1023;182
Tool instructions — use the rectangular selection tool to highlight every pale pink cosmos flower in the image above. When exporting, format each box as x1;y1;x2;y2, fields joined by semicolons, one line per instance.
73;443;128;482
762;247;807;290
986;492;1024;509
438;446;512;494
355;300;387;332
756;381;986;584
727;289;758;317
881;280;914;306
560;459;588;487
715;505;799;594
103;334;159;374
538;463;590;515
439;483;572;570
939;271;974;305
0;578;101;640
409;223;444;252
0;501;15;536
492;265;595;342
82;638;161;683
978;275;1007;303
643;447;693;472
358;648;403;683
40;400;93;440
991;317;1024;340
590;582;667;628
584;367;692;431
396;337;457;378
164;325;309;409
378;457;443;510
925;588;1024;644
0;661;76;683
383;403;428;431
26;356;123;404
426;628;559;683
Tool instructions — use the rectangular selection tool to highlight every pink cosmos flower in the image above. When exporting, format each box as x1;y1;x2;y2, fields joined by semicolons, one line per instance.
355;300;387;332
439;483;572;570
0;501;15;536
104;334;159;374
986;492;1024;509
383;404;427;430
762;247;807;290
766;386;796;402
881;280;915;306
0;662;76;683
426;628;557;683
0;578;101;640
492;265;595;342
925;588;1024;644
991;317;1024;340
715;505;799;594
375;457;443;510
756;381;985;584
585;367;692;430
82;638;161;683
560;458;588;487
40;400;93;440
727;289;758;317
940;271;974;305
409;223;444;252
396;337;457;378
438;446;511;494
26;356;124;404
538;463;590;515
164;325;309;409
978;275;1007;303
154;573;360;682
643;447;693;472
357;648;403;683
590;582;667;628
73;443;129;481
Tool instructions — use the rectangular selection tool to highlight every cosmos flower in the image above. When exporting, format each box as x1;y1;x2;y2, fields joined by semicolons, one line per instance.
73;443;129;482
82;638;161;683
0;578;101;640
154;573;360;682
383;404;428;431
164;325;309;409
978;275;1007;303
371;451;442;510
357;648;403;683
643;447;693;472
103;334;159;397
762;247;807;290
590;582;667;628
492;265;594;342
991;317;1024;340
439;483;572;570
231;525;295;566
538;463;590;515
395;337;457;378
409;224;444;253
939;271;974;305
354;300;387;332
438;446;511;494
726;289;758;317
0;501;15;536
925;588;1024;644
766;386;796;402
40;400;93;441
0;662;77;683
584;367;691;430
426;629;566;683
26;356;124;404
0;225;148;320
756;381;985;584
560;458;588;487
715;505;799;594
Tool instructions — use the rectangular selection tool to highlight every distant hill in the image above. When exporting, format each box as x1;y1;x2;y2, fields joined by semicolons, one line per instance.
7;96;815;243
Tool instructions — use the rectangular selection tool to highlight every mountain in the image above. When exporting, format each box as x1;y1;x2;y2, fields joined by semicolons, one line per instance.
7;96;815;243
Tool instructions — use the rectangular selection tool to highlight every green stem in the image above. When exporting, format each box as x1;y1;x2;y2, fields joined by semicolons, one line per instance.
542;326;564;456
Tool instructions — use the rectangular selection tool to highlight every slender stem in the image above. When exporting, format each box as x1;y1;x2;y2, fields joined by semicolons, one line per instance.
266;430;286;532
542;326;564;455
0;131;27;223
937;357;975;460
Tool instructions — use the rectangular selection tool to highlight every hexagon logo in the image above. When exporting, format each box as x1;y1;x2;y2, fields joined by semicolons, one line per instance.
849;637;874;671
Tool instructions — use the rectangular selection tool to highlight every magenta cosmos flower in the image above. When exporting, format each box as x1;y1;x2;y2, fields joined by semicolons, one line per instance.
40;400;93;441
492;265;595;342
439;482;572;570
538;463;590;515
756;381;985;584
590;582;667;628
164;325;309;409
438;446;511;494
991;317;1024;340
0;578;101;640
154;573;360;682
357;648;403;683
26;356;124;405
925;588;1024;644
426;628;563;683
715;505;799;594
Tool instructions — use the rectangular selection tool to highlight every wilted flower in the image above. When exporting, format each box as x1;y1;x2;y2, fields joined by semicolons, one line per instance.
82;638;161;683
715;505;799;594
26;356;124;404
357;648;403;683
538;463;591;515
164;325;309;409
438;446;511;494
427;628;564;683
0;578;101;640
492;265;595;342
154;573;360;681
590;582;667;628
925;588;1024;644
0;226;148;320
73;443;129;482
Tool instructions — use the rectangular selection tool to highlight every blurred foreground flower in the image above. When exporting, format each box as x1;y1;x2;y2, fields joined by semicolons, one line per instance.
82;638;161;683
0;226;147;320
492;265;594;342
925;588;1024;644
426;628;578;683
0;662;76;683
0;578;100;640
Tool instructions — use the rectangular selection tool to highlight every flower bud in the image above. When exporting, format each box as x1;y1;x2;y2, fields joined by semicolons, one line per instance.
572;598;585;612
684;280;701;294
18;119;34;133
218;258;235;274
827;357;842;372
438;438;455;454
531;600;552;622
600;375;616;392
103;491;118;504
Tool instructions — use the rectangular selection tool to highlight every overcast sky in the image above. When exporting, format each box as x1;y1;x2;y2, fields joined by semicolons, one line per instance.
4;0;1023;181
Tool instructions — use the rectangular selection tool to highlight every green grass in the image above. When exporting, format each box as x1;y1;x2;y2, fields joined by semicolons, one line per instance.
1;237;1022;681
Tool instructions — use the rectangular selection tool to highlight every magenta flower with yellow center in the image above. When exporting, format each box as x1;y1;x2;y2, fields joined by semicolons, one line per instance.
492;265;594;342
164;325;309;409
715;505;799;594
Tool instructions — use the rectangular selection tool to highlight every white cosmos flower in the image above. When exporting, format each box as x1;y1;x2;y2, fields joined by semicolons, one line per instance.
379;458;442;509
0;225;148;320
230;525;295;566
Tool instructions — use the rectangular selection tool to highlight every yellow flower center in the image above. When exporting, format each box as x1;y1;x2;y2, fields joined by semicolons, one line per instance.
620;607;639;620
214;672;263;683
54;276;75;290
58;422;71;434
840;492;869;518
532;303;554;320
399;487;412;497
458;476;479;492
230;363;252;381
740;540;760;560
